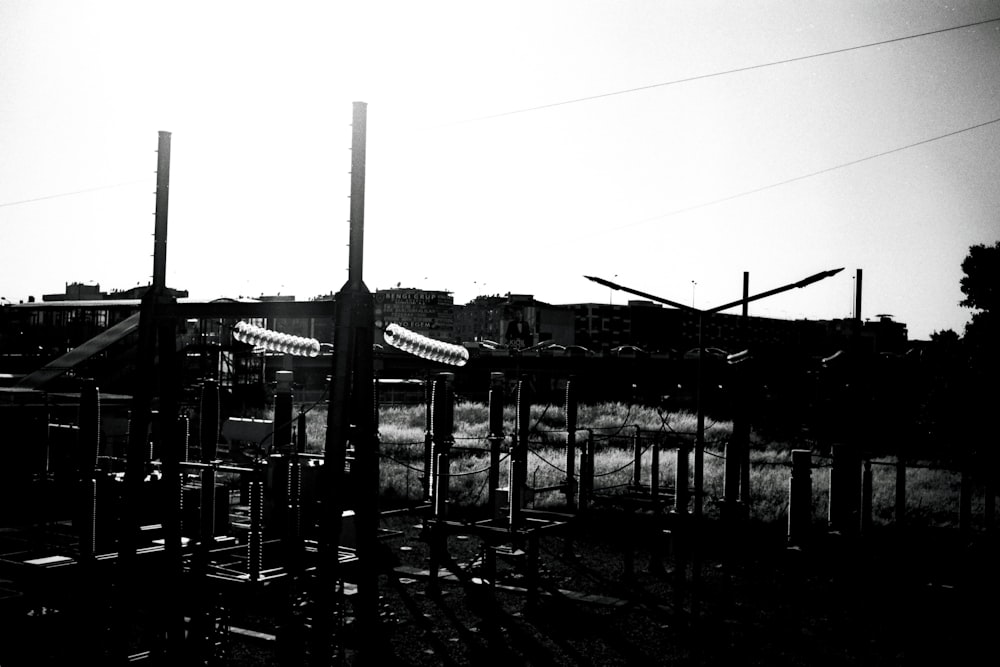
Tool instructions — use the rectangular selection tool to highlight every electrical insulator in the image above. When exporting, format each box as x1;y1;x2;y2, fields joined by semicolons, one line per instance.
233;321;321;358
383;323;469;367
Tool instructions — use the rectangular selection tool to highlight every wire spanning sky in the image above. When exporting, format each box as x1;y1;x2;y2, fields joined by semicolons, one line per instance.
2;1;998;340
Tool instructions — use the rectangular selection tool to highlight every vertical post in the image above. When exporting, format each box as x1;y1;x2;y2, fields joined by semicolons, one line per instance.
428;374;454;592
273;370;294;452
347;103;367;287
650;438;660;510
564;377;578;511
199;380;219;554
423;377;434;502
854;269;863;323
788;449;812;547
740;274;752;511
723;433;741;520
157;311;184;652
430;373;455;519
632;427;643;490
193;382;219;660
675;440;689;515
741;272;750;320
959;456;972;539
317;101;376;664
372;371;381;437
726;353;752;522
152;131;171;292
77;380;101;561
895;452;906;528
860;459;873;535
694;312;705;519
510;379;531;529
487;372;505;519
579;430;593;513
829;443;860;536
114;130;184;660
297;410;308;453
985;450;996;535
249;465;264;582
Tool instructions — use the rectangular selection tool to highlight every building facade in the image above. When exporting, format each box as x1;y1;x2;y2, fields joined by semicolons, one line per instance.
374;288;455;343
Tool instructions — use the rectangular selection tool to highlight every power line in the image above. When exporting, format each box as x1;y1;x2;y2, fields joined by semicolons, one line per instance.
0;179;148;209
450;16;1000;124
610;116;1000;231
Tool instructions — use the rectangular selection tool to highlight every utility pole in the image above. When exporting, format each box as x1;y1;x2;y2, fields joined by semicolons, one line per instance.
114;130;184;661
315;102;378;665
586;267;844;519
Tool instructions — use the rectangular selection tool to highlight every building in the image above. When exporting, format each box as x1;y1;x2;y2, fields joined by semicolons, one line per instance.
454;293;575;348
374;288;455;343
453;294;506;344
42;282;190;302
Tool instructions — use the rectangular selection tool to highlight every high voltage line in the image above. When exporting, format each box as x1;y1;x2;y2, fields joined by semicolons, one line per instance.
450;16;1000;124
0;179;148;209
608;116;1000;231
5;17;997;211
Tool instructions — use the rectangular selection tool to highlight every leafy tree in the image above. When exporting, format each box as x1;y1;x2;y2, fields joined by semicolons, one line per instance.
955;241;998;445
960;240;1000;314
929;328;960;345
959;241;999;354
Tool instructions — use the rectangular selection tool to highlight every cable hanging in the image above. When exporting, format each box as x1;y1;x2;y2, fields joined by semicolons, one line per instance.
445;17;1000;125
609;116;1000;231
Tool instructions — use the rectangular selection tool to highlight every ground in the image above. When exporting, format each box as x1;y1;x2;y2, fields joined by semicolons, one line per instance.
217;509;999;667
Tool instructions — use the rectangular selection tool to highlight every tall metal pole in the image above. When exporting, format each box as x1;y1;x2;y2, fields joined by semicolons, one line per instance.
694;313;705;519
740;272;751;508
585;267;844;521
348;104;367;287
854;269;863;324
316;102;376;665
152;131;171;291
115;130;183;661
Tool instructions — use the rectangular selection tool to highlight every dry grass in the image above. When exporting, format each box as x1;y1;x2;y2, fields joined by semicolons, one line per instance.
259;400;984;532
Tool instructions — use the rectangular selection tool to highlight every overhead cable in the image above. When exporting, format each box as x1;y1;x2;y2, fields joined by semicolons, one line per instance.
0;179;148;209
611;116;1000;230
451;16;1000;124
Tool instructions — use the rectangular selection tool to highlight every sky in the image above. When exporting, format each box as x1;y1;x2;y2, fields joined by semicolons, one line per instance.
1;0;998;341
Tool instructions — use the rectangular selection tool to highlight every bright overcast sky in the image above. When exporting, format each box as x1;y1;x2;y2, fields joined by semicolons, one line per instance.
2;0;998;340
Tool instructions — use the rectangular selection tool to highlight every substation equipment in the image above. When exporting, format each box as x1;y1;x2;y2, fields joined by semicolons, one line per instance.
0;98;864;667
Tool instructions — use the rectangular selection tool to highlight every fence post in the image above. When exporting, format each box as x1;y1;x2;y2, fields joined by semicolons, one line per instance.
510;378;531;530
895;451;906;528
726;350;752;522
675;440;690;515
986;449;996;535
78;379;101;561
199;381;219;556
579;430;593;513
249;464;264;582
860;459;873;535
564;377;578;511
273;370;294;453
632;425;642;491
723;431;741;523
650;438;661;511
430;373;455;520
422;375;433;502
959;454;972;539
829;443;860;536
487;372;505;520
788;449;812;547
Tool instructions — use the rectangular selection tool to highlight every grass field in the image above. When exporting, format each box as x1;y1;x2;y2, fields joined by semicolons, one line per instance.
275;400;993;534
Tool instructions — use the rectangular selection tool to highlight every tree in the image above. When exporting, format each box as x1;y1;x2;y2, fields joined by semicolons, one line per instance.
960;240;1000;313
953;241;999;449
959;240;1000;361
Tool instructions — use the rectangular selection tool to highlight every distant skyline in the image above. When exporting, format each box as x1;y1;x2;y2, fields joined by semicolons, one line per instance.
2;1;998;340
